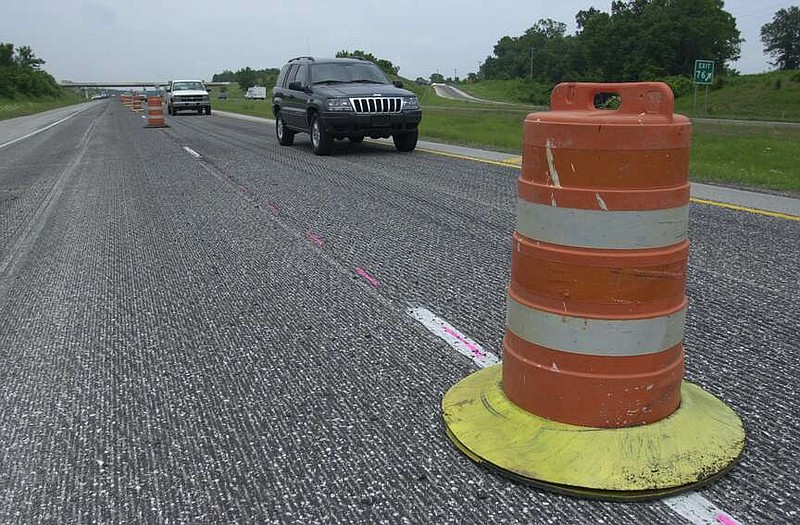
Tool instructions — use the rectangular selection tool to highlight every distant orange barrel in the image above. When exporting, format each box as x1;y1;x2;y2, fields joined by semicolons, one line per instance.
145;96;167;128
132;92;142;112
121;94;132;108
502;82;692;428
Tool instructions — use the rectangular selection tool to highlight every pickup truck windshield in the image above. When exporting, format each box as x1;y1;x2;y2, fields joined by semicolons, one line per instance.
173;82;205;90
310;63;390;85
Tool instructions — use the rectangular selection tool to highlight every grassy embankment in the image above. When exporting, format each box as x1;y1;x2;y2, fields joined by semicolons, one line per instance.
444;72;800;193
0;92;84;120
211;73;799;193
210;83;274;119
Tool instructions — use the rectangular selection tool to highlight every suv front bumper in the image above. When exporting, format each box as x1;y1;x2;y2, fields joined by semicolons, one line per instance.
320;110;422;137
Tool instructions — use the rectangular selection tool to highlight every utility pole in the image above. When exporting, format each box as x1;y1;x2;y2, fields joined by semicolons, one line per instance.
530;47;534;79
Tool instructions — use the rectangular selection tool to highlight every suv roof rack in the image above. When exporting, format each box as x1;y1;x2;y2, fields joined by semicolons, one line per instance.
289;56;315;62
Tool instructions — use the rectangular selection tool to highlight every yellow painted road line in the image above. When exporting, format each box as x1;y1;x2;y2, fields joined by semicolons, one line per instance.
415;147;520;168
690;197;800;221
419;148;798;221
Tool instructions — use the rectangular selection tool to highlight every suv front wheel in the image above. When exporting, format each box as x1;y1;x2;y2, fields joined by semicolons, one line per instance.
276;113;295;146
310;115;333;155
393;129;418;152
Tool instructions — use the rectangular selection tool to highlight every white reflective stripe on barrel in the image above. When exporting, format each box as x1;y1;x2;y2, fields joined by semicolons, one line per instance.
516;199;688;249
506;294;686;356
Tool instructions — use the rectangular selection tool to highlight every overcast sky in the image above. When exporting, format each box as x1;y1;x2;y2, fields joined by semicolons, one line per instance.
1;0;795;83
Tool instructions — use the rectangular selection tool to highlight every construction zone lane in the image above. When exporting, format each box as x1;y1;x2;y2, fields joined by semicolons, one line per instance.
0;100;797;523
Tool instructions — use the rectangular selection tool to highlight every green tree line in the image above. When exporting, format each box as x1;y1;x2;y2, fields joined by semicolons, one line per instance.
761;6;800;70
0;42;63;98
211;50;401;91
480;0;742;83
212;67;280;91
335;50;400;76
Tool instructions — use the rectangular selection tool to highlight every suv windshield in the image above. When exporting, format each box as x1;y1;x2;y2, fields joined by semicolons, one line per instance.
310;63;390;85
173;81;205;90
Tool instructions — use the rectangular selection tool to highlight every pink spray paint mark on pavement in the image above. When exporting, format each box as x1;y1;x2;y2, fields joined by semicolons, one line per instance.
265;203;278;214
716;514;740;525
239;184;249;193
355;267;380;288
306;231;324;246
443;326;486;358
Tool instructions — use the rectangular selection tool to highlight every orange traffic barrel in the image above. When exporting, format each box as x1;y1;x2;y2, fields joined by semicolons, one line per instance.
132;92;142;112
504;82;690;428
121;94;132;108
441;82;745;500
145;96;168;128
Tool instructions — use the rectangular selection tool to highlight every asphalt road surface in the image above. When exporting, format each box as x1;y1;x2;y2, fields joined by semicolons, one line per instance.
0;100;798;524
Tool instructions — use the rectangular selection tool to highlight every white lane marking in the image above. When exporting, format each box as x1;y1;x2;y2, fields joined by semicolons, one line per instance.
0;106;91;150
407;306;499;368
663;493;741;525
183;146;201;158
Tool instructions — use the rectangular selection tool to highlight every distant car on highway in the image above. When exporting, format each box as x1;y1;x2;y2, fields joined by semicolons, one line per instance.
272;56;422;155
217;92;228;100
244;86;267;100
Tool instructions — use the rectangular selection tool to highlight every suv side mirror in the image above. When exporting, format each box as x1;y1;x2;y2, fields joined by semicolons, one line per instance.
288;81;303;91
393;80;403;88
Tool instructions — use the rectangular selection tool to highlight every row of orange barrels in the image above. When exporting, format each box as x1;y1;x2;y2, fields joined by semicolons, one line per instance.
119;93;167;128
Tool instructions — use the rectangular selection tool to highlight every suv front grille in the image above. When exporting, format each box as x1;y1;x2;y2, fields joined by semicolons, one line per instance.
350;97;403;114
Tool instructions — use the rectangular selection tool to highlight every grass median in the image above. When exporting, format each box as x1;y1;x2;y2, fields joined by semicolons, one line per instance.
420;107;800;193
0;93;84;120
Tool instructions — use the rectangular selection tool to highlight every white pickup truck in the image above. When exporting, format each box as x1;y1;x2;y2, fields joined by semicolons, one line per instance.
165;80;211;115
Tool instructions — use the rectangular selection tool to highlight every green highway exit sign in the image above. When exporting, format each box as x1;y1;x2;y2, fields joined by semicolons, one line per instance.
694;60;714;84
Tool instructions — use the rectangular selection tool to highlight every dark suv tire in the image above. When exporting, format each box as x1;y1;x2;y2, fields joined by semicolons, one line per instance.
276;113;295;146
393;129;419;152
310;115;333;155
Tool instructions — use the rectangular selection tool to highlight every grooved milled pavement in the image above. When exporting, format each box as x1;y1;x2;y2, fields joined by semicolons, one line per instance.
0;101;797;523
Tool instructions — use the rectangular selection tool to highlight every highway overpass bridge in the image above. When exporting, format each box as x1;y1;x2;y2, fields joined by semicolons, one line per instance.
59;81;231;89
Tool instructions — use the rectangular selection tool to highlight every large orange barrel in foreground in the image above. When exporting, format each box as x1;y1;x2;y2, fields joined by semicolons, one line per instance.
502;82;691;428
442;82;744;499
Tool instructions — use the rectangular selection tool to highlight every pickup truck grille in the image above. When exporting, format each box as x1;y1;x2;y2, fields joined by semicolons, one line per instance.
174;95;207;102
350;97;403;114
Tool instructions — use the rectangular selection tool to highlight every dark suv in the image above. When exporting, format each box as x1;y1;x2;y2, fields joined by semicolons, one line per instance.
272;56;422;155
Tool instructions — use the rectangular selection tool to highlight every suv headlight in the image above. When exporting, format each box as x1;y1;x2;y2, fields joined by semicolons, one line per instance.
402;96;419;110
326;98;353;111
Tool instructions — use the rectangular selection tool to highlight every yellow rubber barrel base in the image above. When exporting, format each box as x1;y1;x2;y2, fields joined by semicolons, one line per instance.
442;364;745;501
